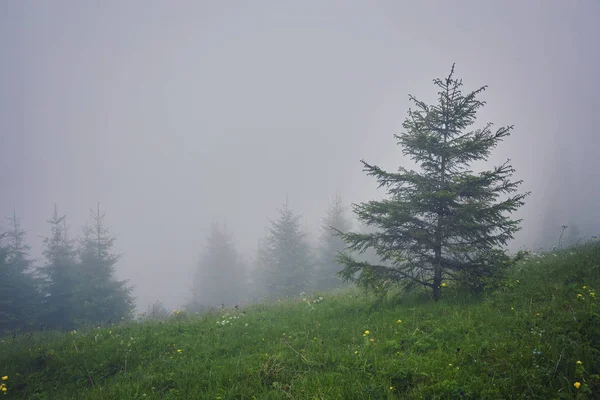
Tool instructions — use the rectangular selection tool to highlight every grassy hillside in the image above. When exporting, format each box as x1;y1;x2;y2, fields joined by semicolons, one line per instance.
1;243;600;399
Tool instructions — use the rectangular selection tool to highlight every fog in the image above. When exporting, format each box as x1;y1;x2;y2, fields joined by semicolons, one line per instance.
1;0;599;312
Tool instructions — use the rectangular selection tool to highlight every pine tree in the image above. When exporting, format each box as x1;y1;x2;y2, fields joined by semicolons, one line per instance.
187;222;246;311
337;65;529;301
40;205;80;330
77;203;135;326
0;243;11;333
315;192;353;290
263;199;313;298
0;211;43;334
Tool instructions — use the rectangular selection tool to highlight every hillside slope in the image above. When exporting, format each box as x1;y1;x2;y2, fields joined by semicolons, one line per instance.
1;243;599;399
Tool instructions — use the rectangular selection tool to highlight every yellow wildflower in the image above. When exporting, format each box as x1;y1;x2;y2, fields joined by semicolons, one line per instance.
574;382;581;389
177;349;182;353
363;330;370;336
441;282;447;287
576;360;582;365
389;386;393;390
396;319;402;323
0;377;6;381
369;338;375;343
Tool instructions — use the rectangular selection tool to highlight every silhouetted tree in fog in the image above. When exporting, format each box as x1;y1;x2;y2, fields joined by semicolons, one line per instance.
76;203;135;325
0;212;43;334
187;222;246;311
314;192;353;290
337;65;529;301
263;199;313;298
39;205;80;330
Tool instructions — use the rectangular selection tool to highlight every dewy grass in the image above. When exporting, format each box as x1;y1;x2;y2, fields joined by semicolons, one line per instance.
1;242;600;399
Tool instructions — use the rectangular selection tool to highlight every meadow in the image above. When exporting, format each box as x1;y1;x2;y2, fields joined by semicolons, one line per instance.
1;243;599;399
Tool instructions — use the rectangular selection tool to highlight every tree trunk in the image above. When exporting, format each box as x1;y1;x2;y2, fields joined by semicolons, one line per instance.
432;282;441;302
432;119;448;302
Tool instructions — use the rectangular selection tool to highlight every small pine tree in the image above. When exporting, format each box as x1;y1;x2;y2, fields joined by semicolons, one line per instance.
40;205;80;330
0;211;43;334
263;199;313;298
187;222;246;310
314;192;353;290
337;65;529;301
77;203;135;326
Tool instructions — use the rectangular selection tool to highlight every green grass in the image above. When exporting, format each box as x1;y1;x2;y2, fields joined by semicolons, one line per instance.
1;243;600;399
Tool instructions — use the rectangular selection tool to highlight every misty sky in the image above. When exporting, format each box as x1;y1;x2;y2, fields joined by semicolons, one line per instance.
1;1;599;311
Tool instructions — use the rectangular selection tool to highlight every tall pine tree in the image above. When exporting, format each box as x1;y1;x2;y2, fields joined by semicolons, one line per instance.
314;192;353;290
263;199;313;298
40;205;80;330
337;65;529;301
0;212;43;334
187;222;246;311
77;203;135;326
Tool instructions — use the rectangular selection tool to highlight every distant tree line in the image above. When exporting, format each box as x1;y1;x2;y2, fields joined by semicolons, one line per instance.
0;192;366;333
0;204;134;336
184;192;361;311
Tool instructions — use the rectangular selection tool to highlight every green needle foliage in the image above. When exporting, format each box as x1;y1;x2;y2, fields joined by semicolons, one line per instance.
39;206;81;330
337;65;530;301
76;203;135;325
0;212;43;334
263;200;313;298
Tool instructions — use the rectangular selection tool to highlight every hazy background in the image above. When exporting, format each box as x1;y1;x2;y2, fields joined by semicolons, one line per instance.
1;0;599;311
